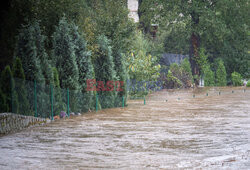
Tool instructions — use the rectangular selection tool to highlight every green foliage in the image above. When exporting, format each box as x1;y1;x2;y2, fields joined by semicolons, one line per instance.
203;65;215;87
52;17;80;112
52;68;60;88
0;90;8;112
163;61;193;89
52;67;65;115
12;57;30;115
215;59;227;86
12;57;25;80
165;70;183;89
0;65;18;112
52;17;80;90
246;81;250;87
128;31;161;83
95;35;116;108
15;23;45;83
180;58;194;86
164;24;190;54
231;72;243;86
33;22;53;84
114;51;128;106
71;24;94;112
197;48;209;72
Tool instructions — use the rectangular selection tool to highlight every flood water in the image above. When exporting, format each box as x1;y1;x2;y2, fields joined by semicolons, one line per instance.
0;87;250;169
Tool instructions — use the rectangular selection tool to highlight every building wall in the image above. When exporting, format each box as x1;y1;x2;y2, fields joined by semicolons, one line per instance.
128;0;139;22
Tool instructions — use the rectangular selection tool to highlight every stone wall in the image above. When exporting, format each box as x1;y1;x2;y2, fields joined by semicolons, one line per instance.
0;113;49;135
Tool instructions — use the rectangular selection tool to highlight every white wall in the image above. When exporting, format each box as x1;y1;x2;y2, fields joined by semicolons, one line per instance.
128;0;139;23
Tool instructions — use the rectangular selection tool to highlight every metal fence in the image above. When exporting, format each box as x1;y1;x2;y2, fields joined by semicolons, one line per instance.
12;78;125;119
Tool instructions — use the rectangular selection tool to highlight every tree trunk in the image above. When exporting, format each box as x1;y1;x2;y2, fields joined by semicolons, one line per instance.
189;11;200;86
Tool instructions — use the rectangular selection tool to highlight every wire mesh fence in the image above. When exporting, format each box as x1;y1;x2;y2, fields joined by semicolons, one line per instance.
11;78;249;119
12;78;127;119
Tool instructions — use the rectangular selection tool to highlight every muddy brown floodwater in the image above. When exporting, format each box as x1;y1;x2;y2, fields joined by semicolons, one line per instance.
0;87;250;169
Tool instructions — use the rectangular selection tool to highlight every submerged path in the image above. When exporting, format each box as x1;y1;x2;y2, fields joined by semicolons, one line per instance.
0;87;250;169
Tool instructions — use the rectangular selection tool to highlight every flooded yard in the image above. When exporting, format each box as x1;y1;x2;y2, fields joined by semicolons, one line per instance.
0;87;250;169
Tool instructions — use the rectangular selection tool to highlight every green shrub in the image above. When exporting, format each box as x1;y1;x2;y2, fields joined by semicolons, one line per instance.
0;65;18;113
166;70;183;88
0;90;8;112
246;81;250;87
246;80;250;87
12;57;30;115
215;59;227;86
231;71;243;86
203;65;215;86
94;35;117;109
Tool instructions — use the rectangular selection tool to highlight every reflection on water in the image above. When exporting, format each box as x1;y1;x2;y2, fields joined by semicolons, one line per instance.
0;87;250;169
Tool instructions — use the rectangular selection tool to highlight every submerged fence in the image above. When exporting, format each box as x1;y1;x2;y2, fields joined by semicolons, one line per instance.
11;78;125;119
9;78;249;119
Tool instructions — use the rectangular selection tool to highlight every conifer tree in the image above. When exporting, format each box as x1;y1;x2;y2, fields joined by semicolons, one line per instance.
52;17;80;112
0;66;18;112
215;59;227;86
15;23;48;117
0;90;8;112
95;35;117;108
15;23;45;83
12;57;30;115
71;24;95;112
52;67;65;115
33;22;53;84
203;65;215;87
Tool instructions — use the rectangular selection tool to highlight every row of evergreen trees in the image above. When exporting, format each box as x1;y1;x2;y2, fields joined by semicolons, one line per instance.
0;17;127;115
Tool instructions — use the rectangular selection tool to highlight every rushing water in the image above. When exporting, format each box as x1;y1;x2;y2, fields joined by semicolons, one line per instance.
0;87;250;169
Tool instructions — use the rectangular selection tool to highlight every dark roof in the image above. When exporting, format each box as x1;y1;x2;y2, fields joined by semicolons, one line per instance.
160;53;189;66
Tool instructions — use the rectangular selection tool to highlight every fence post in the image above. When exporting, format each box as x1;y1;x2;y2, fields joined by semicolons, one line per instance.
67;88;69;117
122;96;124;108
34;80;37;117
96;93;98;112
51;84;54;120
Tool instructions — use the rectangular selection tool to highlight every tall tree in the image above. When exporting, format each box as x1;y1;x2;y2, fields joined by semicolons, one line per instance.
12;57;30;115
138;0;250;81
52;17;80;112
71;24;95;112
0;66;18;112
14;23;45;83
95;35;117;108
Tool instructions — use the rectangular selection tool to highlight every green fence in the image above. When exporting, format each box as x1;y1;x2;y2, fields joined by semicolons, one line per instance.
12;78;125;119
10;78;249;119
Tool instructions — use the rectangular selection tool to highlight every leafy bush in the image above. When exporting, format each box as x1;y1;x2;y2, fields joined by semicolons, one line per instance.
246;81;250;87
163;60;193;89
180;58;193;87
203;65;215;86
165;70;183;89
231;72;243;86
215;59;227;86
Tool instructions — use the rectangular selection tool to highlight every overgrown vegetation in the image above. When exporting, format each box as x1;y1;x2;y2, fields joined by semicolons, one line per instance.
0;0;249;114
231;72;243;86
